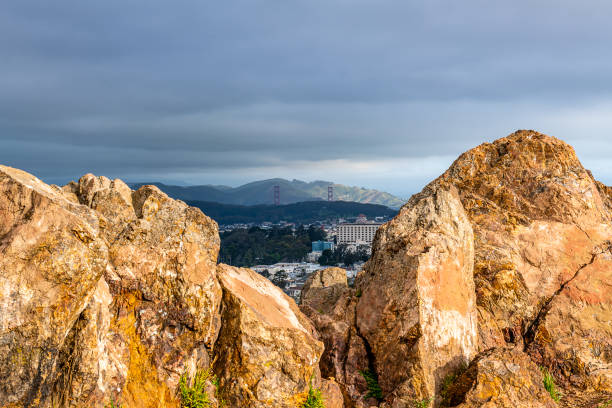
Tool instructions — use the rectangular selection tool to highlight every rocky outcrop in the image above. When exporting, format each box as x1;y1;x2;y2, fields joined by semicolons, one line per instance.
431;131;612;403
356;184;478;406
4;129;612;408
214;264;323;407
0;166;324;408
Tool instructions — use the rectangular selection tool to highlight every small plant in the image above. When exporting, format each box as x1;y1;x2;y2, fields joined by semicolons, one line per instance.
360;369;383;401
541;367;561;402
599;401;612;408
413;397;432;408
301;381;325;408
355;288;362;298
105;398;122;408
439;363;467;407
178;368;213;408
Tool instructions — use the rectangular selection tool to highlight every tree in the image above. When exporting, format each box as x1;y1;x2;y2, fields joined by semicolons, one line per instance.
259;269;270;279
308;225;326;242
271;270;289;290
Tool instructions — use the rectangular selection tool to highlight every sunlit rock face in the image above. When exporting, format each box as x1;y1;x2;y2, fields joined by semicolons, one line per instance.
0;166;108;407
355;184;477;406
214;264;323;408
432;131;612;405
444;347;557;408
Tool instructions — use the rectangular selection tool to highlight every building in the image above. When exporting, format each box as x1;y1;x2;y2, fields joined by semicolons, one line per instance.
337;220;382;245
311;240;334;252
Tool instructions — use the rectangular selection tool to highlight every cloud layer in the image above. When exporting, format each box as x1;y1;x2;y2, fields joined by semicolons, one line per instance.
1;1;611;197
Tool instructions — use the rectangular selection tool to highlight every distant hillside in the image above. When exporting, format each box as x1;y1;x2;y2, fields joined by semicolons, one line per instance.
186;200;397;225
130;178;405;208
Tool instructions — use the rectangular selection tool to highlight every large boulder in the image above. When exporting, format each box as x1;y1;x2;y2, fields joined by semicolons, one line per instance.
432;131;612;398
214;264;324;407
356;184;478;406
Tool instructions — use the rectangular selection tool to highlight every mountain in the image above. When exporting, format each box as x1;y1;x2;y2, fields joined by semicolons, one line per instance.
130;178;405;208
186;200;397;225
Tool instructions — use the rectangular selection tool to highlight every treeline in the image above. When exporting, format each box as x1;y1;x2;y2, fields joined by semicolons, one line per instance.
318;244;370;267
219;225;326;267
187;200;396;225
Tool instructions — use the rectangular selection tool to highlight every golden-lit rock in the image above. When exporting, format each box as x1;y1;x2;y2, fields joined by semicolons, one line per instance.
214;264;324;407
355;184;478;406
433;131;612;400
445;347;556;408
0;166;108;407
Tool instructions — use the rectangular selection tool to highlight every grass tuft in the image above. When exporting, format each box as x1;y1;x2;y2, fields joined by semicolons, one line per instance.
360;369;383;401
413;397;432;408
540;367;561;402
178;368;213;408
439;363;467;407
301;382;325;408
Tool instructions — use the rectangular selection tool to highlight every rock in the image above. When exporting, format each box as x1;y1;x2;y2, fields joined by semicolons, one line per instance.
300;268;370;406
214;264;324;407
0;169;223;407
444;347;556;408
355;184;478;405
321;378;345;408
0;166;108;407
432;131;612;398
300;266;348;313
76;177;223;407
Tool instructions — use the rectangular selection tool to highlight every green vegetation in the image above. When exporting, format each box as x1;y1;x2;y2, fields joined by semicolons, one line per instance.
301;383;325;408
219;225;324;267
355;288;362;298
105;399;122;408
178;368;214;408
413;397;432;408
187;200;396;225
439;364;467;406
598;401;612;408
318;244;370;267
360;369;383;401
541;367;561;402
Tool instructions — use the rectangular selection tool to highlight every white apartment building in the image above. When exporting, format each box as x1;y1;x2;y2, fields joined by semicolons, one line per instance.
337;222;382;245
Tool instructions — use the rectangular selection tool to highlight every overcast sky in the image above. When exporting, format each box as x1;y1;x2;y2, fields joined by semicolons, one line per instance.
1;1;612;198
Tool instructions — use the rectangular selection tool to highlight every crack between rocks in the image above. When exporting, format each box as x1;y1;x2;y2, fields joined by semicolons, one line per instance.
523;242;611;349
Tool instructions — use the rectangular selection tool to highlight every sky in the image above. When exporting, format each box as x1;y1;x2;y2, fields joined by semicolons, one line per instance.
1;1;612;199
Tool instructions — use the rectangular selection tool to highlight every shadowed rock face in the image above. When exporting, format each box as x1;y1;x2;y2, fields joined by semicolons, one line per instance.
300;268;371;407
0;167;325;408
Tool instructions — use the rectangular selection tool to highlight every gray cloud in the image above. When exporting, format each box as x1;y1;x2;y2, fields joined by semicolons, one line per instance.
1;0;612;197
